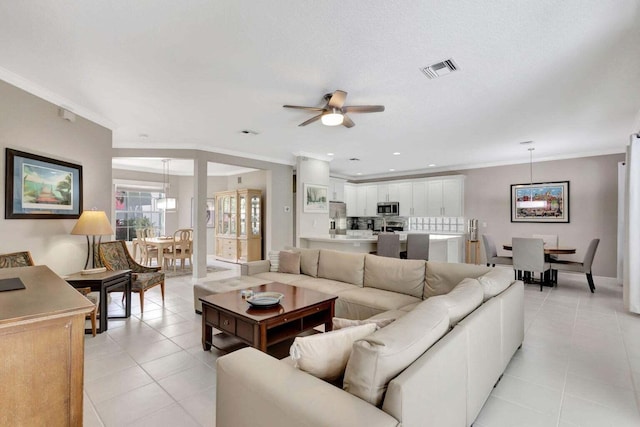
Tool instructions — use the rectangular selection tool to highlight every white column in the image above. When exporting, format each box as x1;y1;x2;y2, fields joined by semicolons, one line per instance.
193;157;208;279
624;134;640;313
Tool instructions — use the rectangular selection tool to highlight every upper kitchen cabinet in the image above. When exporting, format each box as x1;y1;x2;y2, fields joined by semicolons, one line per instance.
411;181;429;216
355;185;378;217
389;182;413;216
344;184;357;217
329;178;345;202
426;177;464;217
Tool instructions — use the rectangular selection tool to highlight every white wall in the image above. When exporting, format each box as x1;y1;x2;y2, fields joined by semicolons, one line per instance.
296;157;330;246
0;80;112;274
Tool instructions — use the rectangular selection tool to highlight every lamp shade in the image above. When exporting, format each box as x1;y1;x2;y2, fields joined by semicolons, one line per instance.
321;112;344;126
70;210;114;236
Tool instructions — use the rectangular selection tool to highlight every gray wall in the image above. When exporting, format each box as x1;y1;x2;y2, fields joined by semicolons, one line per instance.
464;154;623;277
0;80;113;274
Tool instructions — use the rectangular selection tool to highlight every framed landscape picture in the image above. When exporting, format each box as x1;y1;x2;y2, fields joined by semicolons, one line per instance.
303;183;328;213
510;181;569;223
5;148;83;219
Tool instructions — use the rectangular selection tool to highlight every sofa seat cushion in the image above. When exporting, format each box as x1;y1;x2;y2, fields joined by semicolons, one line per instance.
289;323;377;381
430;278;484;325
252;271;304;284
398;301;421;312
292;277;357;295
291;248;320;278
367;310;408;322
424;261;492;298
318;250;366;287
333;317;395;330
336;287;421;320
343;298;450;406
363;254;426;298
131;272;164;292
478;267;514;301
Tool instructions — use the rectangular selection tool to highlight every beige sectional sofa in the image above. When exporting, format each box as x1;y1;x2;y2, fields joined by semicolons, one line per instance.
200;248;524;427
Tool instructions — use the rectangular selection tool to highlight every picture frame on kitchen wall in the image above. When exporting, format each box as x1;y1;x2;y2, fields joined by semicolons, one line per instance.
303;183;329;213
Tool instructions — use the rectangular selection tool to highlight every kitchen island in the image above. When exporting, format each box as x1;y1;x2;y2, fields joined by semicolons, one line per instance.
299;232;464;262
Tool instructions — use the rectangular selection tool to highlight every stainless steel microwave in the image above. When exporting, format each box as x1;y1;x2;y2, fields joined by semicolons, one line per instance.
377;202;399;215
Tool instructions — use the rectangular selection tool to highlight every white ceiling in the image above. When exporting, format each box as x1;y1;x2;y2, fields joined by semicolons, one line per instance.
1;1;639;179
111;158;257;176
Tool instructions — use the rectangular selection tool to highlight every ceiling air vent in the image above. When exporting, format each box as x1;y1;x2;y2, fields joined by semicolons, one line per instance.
420;58;458;79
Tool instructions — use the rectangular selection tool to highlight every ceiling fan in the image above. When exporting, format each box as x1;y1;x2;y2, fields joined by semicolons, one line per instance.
283;90;385;128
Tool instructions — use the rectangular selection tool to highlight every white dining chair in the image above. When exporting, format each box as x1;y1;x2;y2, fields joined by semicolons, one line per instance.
512;237;551;291
482;235;513;267
550;238;600;293
533;234;559;260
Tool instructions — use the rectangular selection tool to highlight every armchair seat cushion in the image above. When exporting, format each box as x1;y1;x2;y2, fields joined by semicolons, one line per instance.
132;272;165;292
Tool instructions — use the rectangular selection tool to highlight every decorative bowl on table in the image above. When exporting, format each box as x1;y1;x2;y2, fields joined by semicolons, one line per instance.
246;292;284;308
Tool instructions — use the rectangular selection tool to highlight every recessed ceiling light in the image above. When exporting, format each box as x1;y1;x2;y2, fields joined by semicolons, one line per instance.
393;152;401;156
389;169;395;172
327;153;334;156
356;172;362;175
428;164;436;167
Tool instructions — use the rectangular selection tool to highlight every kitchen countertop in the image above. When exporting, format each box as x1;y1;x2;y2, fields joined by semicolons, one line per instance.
299;234;463;243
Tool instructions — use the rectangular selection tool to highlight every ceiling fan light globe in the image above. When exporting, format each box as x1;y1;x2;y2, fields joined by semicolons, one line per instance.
321;113;344;126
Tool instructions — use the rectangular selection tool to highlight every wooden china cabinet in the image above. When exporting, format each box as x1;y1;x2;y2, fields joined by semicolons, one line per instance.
215;189;262;262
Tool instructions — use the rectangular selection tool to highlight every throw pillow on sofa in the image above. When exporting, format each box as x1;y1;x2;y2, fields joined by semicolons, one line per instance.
289;323;377;381
333;317;395;330
268;251;280;272
278;251;301;274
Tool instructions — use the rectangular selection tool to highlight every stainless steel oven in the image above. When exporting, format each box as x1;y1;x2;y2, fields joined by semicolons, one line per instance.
377;202;399;216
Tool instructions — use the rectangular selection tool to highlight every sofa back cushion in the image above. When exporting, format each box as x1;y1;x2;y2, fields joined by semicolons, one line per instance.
278;251;301;274
424;261;492;298
343;298;449;406
318;250;366;287
363;254;426;298
429;278;484;325
478;268;514;301
292;248;320;277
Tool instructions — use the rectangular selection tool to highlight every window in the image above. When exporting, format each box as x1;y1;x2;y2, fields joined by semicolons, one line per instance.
114;190;164;241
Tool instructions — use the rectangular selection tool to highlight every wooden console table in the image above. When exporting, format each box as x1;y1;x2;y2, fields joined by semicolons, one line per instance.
0;265;95;426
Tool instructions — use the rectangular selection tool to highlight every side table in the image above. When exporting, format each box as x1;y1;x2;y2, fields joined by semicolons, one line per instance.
65;269;132;334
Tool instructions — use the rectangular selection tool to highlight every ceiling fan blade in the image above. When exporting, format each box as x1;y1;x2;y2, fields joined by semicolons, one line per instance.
283;105;326;112
342;105;385;113
342;114;355;128
298;113;324;126
327;90;348;108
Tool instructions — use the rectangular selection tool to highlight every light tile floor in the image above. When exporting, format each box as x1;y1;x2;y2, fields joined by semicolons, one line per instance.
83;263;640;427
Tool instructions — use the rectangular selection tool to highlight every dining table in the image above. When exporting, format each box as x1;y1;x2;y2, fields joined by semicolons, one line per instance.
502;244;576;255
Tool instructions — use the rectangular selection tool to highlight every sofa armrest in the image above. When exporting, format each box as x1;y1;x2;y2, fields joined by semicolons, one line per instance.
240;260;270;276
216;347;399;427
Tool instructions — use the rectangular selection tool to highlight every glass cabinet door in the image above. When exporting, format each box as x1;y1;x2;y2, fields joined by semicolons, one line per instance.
229;195;237;235
251;195;260;236
239;195;247;236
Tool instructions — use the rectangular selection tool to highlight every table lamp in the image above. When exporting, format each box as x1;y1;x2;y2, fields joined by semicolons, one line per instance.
71;210;114;269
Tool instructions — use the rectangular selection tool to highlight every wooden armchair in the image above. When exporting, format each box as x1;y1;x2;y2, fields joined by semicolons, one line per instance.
97;240;165;313
0;250;97;335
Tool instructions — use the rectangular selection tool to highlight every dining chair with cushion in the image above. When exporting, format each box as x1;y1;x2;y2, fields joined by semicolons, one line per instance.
0;250;98;335
482;235;513;267
402;233;430;260
376;233;401;258
163;228;193;272
550;238;600;293
98;240;165;313
512;237;551;291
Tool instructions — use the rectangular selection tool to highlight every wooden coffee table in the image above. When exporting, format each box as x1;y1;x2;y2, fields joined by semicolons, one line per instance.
200;282;337;353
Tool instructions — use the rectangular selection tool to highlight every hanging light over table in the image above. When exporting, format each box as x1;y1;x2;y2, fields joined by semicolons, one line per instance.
157;159;177;211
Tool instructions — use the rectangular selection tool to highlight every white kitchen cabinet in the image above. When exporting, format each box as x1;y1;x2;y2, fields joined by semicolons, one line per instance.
411;181;428;216
389;182;413;216
377;184;389;202
329;178;345;202
426;177;464;216
344;184;357;217
355;185;378;216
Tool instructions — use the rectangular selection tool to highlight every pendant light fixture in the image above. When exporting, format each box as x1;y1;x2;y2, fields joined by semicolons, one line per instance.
157;159;176;211
517;147;546;209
